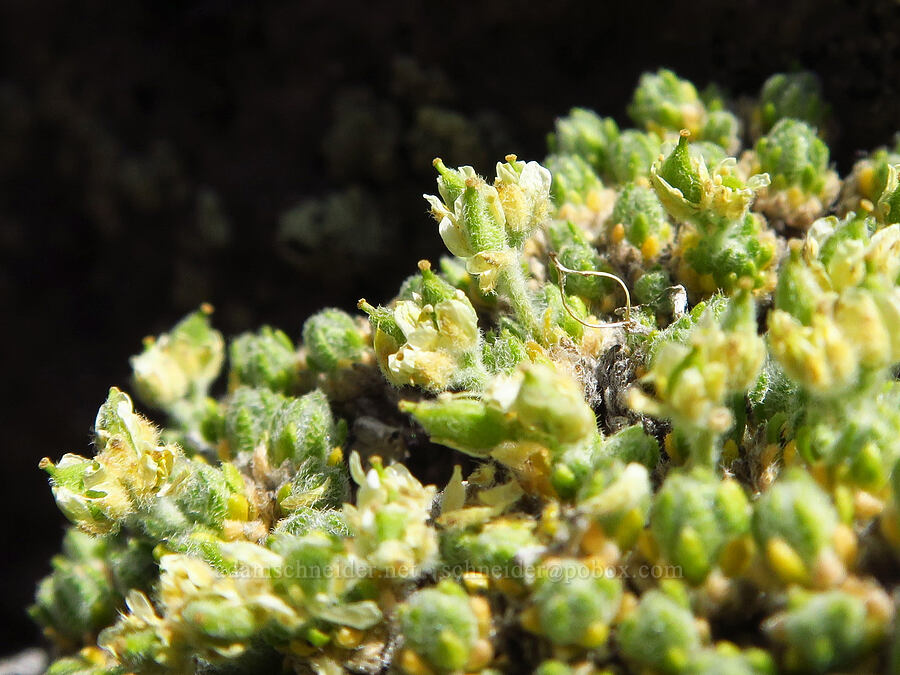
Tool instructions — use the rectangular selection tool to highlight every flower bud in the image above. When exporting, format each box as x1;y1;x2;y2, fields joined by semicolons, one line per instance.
46;647;122;675
756;71;828;136
628;69;706;137
701;109;741;154
609;182;673;258
131;307;224;411
30;529;119;648
441;517;540;579
577;460;651;550
753;119;839;229
618;589;702;674
398;581;485;673
606;129;662;184
650;469;750;584
687;645;775;675
229;326;298;392
764;590;888;673
545;153;604;208
222;386;339;467
603;424;660;469
752;471;841;586
302;308;366;373
510;363;596;446
547;220;616;301
529;559;622;648
548;108;619;174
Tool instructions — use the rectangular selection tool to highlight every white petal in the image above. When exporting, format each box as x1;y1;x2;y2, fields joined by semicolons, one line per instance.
438;216;474;258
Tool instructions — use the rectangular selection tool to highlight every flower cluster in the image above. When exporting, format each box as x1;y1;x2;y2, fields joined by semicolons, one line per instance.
36;69;900;674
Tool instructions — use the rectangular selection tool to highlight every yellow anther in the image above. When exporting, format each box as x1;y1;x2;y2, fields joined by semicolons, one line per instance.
766;538;808;585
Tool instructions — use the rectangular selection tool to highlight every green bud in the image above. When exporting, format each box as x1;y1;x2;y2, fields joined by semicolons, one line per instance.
756;119;830;191
273;507;349;538
398;581;480;673
532;560;622;648
277;457;350;512
534;660;574;675
482;328;528;374
441;517;540;577
269;390;336;466
433;157;467;205
418;259;458;305
765;591;881;673
547;220;614;301
603;423;660;470
607;129;662;184
511;363;596;447
610;182;673;255
659;132;704;206
449;170;508;256
628;69;706;137
634;267;673;306
757;71;828;135
222;386;338;467
29;529;119;647
302;308;367;374
545;153;604;207
182;599;256;642
141;458;239;539
229;326;298;392
541;282;587;342
548;108;620;174
650;469;750;584
105;537;156;594
700;109;741;154
754;119;838;229
773;244;822;326
687;645;775;675
222;385;284;456
577;459;651;549
618;589;702;674
875;163;900;225
752;471;839;584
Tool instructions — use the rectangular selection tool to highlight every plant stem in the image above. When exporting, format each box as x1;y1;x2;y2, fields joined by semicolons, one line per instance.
498;262;542;340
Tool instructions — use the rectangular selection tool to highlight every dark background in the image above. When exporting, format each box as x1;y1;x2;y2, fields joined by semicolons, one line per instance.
2;0;899;655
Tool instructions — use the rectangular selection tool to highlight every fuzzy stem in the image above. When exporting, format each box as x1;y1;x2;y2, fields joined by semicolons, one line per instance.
497;262;542;340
